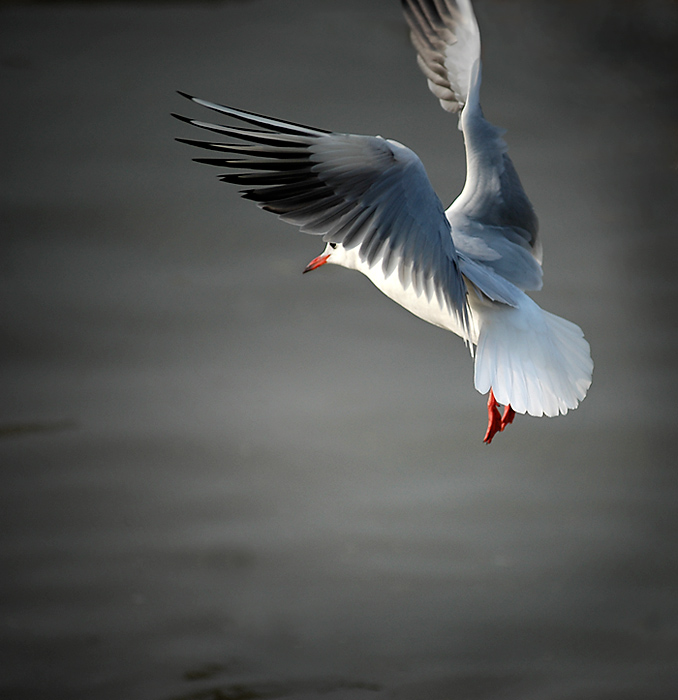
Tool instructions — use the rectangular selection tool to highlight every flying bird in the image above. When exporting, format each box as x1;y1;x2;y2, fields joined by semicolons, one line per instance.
174;0;593;443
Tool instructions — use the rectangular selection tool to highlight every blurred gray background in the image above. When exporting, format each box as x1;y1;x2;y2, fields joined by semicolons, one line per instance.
1;1;677;698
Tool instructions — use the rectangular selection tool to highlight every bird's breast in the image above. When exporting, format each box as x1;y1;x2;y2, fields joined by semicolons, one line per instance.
334;248;475;342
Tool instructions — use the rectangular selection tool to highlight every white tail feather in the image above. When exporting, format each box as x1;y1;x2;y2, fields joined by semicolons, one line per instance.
473;294;593;417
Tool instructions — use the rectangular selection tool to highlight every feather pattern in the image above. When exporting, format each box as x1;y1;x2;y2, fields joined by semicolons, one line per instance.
402;0;481;115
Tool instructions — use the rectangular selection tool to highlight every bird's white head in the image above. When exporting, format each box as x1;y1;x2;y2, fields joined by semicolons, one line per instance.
303;241;356;273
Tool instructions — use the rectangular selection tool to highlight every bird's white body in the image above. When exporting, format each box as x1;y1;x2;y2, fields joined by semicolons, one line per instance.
176;0;593;441
325;236;473;340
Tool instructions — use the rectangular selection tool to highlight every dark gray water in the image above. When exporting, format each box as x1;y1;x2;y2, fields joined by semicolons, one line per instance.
1;1;677;698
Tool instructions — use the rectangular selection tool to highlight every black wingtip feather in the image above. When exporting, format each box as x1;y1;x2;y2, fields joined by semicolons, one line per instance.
175;137;207;148
193;158;224;166
172;113;196;126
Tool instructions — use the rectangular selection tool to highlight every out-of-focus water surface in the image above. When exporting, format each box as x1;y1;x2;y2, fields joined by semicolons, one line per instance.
1;1;677;698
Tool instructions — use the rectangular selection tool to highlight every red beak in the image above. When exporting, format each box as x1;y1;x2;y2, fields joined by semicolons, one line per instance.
303;253;330;273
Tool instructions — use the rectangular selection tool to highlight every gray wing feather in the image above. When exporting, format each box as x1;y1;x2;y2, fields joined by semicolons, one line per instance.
402;0;480;115
402;0;543;293
174;94;470;330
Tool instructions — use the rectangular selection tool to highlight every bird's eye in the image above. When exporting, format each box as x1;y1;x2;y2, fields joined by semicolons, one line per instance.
329;242;338;249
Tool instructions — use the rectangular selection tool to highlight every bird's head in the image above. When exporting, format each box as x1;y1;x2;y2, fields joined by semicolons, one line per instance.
303;241;339;273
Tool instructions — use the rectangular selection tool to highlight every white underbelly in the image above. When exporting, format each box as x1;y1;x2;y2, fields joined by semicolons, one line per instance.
348;254;477;343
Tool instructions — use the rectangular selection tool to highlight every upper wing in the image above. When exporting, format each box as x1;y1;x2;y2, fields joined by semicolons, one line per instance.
173;94;500;332
402;0;543;292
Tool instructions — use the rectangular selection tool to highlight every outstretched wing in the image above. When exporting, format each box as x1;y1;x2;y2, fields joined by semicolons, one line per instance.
402;0;543;293
174;94;476;330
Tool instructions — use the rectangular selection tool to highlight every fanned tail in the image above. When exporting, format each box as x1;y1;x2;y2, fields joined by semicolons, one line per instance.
473;294;593;417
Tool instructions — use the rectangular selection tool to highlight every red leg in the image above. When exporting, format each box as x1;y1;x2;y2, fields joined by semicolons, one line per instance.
483;388;502;444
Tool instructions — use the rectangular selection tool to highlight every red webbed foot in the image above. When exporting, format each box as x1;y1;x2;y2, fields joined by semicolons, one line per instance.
500;404;516;430
483;388;502;444
483;388;516;444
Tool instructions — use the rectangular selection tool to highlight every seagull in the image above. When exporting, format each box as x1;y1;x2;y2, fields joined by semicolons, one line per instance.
174;0;593;443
